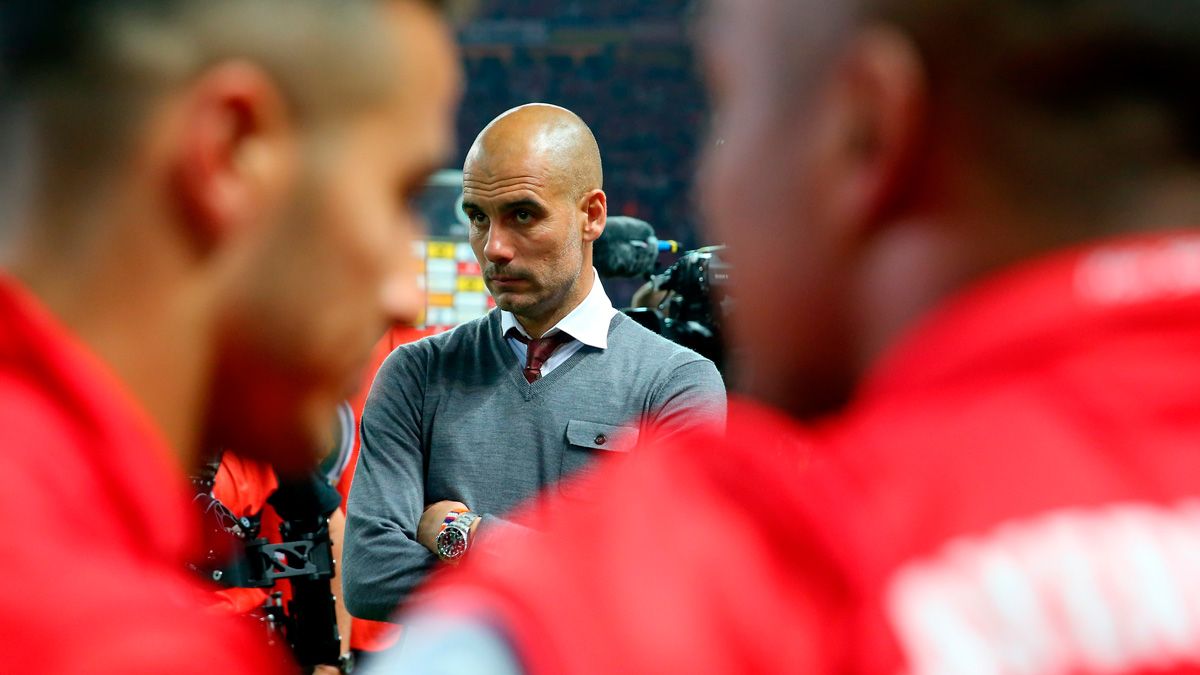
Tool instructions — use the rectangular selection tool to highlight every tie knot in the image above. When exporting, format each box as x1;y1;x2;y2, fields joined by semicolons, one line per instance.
507;328;574;382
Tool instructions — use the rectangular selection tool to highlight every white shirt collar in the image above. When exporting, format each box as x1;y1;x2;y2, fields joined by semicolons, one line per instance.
500;268;618;349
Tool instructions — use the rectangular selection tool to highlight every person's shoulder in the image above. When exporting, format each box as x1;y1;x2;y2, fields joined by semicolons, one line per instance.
395;312;497;358
0;375;76;441
605;315;724;397
379;312;499;373
607;312;711;366
0;374;101;486
2;525;289;673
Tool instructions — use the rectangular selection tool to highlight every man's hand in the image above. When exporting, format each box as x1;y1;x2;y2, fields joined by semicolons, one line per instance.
417;500;468;554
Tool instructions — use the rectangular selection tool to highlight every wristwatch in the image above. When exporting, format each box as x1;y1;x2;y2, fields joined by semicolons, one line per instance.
435;509;480;562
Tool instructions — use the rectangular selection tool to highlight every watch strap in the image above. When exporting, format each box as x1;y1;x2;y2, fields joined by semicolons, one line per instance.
438;507;470;536
453;511;480;535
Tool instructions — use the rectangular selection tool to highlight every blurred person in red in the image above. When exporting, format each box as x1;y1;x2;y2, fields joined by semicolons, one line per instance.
369;0;1200;673
0;0;460;672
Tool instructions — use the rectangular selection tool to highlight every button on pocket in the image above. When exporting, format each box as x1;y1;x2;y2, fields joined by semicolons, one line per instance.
561;420;638;494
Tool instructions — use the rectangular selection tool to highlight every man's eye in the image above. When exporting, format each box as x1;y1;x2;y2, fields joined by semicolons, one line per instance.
469;212;489;227
514;210;533;225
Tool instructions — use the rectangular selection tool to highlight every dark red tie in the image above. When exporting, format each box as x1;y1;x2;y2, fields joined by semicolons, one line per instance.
508;329;574;383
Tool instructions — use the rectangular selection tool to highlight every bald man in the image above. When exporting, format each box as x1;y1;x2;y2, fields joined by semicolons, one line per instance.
342;104;726;618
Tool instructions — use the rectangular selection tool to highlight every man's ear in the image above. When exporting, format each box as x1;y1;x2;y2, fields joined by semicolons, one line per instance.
581;189;607;243
814;26;928;244
171;61;297;253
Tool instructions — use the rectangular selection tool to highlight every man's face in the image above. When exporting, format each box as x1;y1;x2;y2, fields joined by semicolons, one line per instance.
211;1;460;472
462;156;586;322
700;0;855;415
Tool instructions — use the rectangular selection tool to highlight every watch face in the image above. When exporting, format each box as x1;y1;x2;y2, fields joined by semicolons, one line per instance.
438;528;468;559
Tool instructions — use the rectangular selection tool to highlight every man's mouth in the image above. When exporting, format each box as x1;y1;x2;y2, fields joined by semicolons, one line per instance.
488;273;528;287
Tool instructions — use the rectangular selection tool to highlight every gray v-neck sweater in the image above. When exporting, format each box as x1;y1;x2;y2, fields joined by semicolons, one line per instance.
344;310;726;619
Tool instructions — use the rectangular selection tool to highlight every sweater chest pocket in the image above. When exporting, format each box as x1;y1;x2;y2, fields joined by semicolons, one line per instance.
560;419;639;484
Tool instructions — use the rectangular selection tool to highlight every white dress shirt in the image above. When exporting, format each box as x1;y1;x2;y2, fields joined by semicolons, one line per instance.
499;268;618;376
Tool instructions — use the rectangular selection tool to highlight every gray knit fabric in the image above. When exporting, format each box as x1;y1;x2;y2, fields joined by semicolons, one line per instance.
344;310;726;620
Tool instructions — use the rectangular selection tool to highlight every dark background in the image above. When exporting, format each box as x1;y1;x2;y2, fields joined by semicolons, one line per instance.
453;0;710;257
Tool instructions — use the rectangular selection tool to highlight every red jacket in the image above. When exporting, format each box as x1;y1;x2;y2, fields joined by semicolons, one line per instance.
0;276;290;674
210;453;280;616
423;233;1200;674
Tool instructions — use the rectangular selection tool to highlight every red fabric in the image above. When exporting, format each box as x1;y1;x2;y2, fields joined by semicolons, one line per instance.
212;454;279;520
424;233;1200;674
0;275;291;674
205;458;301;619
210;454;279;616
338;324;442;652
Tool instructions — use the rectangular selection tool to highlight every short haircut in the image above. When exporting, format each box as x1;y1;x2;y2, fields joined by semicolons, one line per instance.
0;0;463;97
0;0;462;217
879;1;1200;187
767;0;1200;219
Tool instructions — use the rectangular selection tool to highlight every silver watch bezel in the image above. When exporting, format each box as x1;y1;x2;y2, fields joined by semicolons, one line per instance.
436;511;479;561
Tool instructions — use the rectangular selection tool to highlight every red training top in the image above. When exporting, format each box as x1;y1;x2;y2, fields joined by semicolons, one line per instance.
423;233;1200;674
0;275;291;674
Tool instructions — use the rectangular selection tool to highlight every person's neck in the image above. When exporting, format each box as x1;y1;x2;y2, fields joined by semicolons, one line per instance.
9;231;212;471
516;269;594;339
850;205;1175;378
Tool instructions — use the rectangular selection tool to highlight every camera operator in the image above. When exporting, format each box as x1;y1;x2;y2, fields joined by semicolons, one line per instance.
595;217;731;371
202;406;358;674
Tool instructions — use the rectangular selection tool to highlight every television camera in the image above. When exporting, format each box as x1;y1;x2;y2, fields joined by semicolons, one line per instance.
595;216;732;372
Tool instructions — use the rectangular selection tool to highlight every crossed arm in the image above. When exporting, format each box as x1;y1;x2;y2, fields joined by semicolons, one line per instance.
343;348;726;622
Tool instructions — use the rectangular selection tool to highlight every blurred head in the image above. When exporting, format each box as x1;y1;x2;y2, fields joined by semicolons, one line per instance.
699;0;1200;418
0;0;462;471
207;1;461;472
462;103;606;335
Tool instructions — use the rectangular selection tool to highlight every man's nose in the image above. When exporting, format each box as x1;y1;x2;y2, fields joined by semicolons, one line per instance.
484;226;515;265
